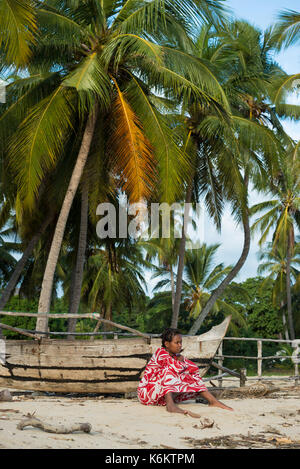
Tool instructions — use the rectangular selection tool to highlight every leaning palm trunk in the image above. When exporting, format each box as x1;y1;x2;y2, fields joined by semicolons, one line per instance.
171;181;193;328
170;266;175;312
286;228;295;340
188;206;251;335
67;179;89;338
280;300;290;341
36;107;98;334
0;212;54;311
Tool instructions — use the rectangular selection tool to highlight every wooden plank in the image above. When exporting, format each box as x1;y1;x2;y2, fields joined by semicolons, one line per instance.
217;342;223;387
0;377;140;393
257;340;262;380
2;367;141;381
0;365;10;377
4;343;217;362
211;361;241;378
5;339;151;358
3;355;148;368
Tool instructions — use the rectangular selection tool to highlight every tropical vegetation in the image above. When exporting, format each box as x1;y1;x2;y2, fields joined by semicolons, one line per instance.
0;1;299;350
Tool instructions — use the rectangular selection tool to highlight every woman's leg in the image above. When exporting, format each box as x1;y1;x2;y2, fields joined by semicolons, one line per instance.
198;390;233;411
165;392;201;418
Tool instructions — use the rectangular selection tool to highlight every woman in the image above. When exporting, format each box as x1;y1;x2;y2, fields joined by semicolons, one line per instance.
138;327;233;417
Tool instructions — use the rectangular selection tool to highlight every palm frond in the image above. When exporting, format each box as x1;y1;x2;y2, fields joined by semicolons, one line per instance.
125;72;192;203
107;80;157;203
102;33;164;71
273;9;300;49
0;0;37;66
275;103;300;121
63;53;112;112
8;86;76;214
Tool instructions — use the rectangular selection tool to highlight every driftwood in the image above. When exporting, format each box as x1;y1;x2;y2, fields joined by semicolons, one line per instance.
210;382;280;399
17;414;92;434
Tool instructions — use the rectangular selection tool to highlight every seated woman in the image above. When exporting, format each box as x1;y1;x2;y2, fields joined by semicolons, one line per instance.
138;327;233;417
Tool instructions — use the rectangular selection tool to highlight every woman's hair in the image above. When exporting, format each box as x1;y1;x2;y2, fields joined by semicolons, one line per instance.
161;328;182;347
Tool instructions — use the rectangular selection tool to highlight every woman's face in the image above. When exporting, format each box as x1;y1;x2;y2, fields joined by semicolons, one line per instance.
165;334;182;355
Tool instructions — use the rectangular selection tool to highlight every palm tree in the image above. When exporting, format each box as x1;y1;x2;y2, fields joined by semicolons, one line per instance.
167;21;287;333
80;238;149;326
142;218;185;313
257;241;300;340
250;143;300;339
152;242;248;334
2;0;228;333
270;9;300;119
182;243;248;334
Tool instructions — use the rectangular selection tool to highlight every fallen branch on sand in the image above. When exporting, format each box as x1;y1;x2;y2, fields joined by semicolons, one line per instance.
209;382;280;399
17;413;92;434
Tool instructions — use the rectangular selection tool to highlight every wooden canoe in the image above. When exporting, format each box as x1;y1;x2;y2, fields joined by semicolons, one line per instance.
0;316;231;394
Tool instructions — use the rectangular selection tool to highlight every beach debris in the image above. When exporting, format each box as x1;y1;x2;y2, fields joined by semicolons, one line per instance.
267;437;295;446
17;413;92;434
200;418;215;429
192;418;216;430
263;426;282;435
211;382;279;399
0;409;20;413
0;390;13;402
182;434;300;449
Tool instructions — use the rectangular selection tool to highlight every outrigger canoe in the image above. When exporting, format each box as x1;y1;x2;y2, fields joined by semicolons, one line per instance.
0;315;231;394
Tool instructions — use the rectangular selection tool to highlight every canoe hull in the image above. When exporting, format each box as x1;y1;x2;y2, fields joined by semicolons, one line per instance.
0;317;230;393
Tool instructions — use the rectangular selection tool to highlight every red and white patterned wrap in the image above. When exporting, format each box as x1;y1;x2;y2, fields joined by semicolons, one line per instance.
137;347;207;406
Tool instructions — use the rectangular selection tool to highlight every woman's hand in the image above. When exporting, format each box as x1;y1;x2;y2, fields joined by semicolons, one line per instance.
176;354;184;362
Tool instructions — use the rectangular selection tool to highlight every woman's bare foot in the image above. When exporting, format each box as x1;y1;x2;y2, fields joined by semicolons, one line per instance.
166;402;184;414
166;404;201;418
208;401;233;411
165;393;201;418
199;390;233;411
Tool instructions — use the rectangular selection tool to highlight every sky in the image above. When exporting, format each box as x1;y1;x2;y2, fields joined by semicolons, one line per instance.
145;0;300;295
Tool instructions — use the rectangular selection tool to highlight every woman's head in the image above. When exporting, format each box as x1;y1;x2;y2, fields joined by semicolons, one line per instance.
161;328;182;354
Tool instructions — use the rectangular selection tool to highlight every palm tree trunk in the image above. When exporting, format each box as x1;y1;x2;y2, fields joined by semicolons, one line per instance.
170;266;175;312
0;212;54;310
282;313;289;340
36;107;98;335
188;172;251;335
171;181;193;328
67;178;89;339
286;227;295;340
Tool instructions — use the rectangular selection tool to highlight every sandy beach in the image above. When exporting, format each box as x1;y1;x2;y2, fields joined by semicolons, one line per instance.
0;380;300;449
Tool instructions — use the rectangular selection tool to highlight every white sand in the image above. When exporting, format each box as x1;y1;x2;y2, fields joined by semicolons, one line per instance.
0;382;300;449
